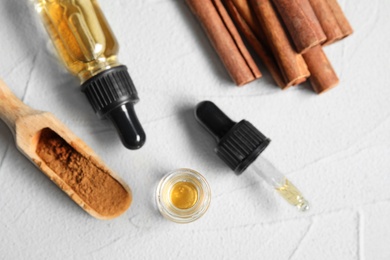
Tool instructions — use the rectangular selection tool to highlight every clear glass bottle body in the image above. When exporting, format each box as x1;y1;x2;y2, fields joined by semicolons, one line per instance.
34;0;120;82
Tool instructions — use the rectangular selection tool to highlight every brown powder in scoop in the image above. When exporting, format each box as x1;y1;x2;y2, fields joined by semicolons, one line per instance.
36;128;130;217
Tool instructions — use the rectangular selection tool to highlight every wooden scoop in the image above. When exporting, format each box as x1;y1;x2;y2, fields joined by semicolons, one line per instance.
0;79;132;220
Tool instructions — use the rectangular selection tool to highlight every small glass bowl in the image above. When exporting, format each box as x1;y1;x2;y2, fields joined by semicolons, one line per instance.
156;168;211;224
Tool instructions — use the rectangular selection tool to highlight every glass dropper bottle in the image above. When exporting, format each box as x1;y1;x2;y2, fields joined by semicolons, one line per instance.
195;101;309;212
33;0;145;149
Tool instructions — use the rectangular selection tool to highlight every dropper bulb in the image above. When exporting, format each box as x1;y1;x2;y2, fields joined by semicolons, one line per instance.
195;101;236;142
107;103;146;150
81;66;146;150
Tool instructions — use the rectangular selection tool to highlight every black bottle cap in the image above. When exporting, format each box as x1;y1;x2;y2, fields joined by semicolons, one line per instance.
81;65;146;150
195;101;271;175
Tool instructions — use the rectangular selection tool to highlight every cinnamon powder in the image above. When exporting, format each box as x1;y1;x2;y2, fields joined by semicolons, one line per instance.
36;128;130;217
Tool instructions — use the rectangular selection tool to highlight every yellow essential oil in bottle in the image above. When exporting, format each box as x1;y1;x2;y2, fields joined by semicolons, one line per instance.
170;181;198;210
35;0;119;81
34;0;146;150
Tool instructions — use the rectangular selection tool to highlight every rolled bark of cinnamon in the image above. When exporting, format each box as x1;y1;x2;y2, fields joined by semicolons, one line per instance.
186;0;262;86
302;45;339;94
228;0;260;35
225;0;286;88
250;0;310;87
325;0;353;39
271;0;326;53
227;0;273;56
308;0;344;45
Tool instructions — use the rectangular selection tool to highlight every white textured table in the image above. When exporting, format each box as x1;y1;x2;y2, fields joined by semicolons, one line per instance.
0;0;389;259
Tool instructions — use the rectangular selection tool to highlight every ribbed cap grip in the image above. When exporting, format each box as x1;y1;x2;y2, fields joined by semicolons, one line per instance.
216;120;271;175
81;65;139;118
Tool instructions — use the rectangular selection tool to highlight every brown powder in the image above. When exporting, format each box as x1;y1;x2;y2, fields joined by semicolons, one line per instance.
36;128;130;217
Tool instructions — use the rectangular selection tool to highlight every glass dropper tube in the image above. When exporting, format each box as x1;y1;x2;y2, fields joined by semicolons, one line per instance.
245;156;309;212
195;101;310;212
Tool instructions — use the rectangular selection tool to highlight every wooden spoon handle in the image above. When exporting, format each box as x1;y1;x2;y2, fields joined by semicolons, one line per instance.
0;80;36;135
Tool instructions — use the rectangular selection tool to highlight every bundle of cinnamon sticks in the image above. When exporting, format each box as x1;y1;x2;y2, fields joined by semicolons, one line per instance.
186;0;352;94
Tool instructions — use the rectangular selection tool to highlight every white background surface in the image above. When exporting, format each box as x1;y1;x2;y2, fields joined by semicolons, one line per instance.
0;0;389;259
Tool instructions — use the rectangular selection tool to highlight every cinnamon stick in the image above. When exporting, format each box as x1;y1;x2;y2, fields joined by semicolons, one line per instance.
186;0;262;86
308;0;344;45
250;0;310;87
228;0;278;58
228;0;260;35
225;0;285;88
271;0;326;53
325;0;353;39
303;45;339;94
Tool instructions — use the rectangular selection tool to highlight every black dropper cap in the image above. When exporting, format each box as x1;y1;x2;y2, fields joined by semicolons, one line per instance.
81;65;146;150
195;101;271;174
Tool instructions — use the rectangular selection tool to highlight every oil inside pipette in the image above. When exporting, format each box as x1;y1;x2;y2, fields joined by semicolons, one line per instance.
276;178;309;212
